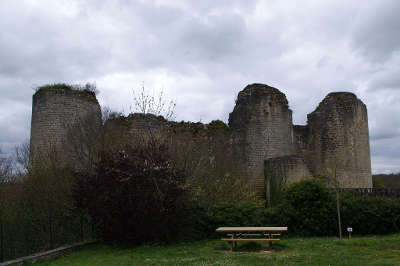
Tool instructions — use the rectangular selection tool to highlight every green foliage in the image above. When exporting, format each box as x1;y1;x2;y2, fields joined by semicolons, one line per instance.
264;168;286;207
208;120;229;131
259;205;290;227
35;83;98;98
179;201;213;240
38;235;400;265
270;179;336;236
284;179;336;235
259;180;400;237
188;172;258;210
186;180;400;238
373;173;400;188
372;177;386;188
340;191;400;235
209;202;262;228
36;83;72;92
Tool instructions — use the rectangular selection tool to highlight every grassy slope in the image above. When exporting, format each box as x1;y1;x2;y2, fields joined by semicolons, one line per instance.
39;235;400;265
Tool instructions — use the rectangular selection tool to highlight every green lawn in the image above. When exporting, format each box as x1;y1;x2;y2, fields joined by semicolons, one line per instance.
39;234;400;265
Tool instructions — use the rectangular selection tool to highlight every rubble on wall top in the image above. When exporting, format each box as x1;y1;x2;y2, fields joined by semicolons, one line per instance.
235;83;288;106
320;91;363;107
326;91;357;99
308;91;366;119
239;83;285;96
34;83;98;103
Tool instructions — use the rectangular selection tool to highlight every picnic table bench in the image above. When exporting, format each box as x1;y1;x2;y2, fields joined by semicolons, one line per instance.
216;227;288;251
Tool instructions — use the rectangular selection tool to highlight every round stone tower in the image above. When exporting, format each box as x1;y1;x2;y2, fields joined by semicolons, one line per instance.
30;85;102;168
307;92;372;188
229;83;295;191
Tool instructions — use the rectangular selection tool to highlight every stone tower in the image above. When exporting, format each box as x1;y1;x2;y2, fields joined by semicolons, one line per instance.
30;86;101;168
307;92;372;187
229;84;295;192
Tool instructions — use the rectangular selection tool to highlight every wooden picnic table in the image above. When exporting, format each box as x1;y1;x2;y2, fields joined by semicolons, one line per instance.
216;227;288;251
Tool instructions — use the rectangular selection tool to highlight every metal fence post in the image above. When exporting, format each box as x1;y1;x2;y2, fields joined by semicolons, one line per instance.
0;219;4;262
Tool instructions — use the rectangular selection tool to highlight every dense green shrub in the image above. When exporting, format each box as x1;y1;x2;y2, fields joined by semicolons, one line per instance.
260;180;337;236
209;202;262;228
282;179;336;236
258;180;400;237
340;191;400;235
179;201;213;240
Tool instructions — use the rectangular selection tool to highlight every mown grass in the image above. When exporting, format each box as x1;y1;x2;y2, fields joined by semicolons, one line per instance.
39;234;400;265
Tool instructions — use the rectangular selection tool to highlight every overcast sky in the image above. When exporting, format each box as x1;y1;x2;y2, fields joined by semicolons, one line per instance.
0;0;399;174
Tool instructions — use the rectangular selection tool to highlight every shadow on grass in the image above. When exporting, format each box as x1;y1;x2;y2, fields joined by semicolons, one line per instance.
215;242;287;253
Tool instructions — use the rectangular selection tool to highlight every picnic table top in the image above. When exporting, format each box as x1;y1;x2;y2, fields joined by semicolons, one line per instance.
216;227;287;232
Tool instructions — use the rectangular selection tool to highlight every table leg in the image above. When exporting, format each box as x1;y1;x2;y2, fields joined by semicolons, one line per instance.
230;234;234;251
268;233;272;248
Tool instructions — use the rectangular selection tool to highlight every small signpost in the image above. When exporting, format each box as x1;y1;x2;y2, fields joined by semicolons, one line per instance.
347;227;353;239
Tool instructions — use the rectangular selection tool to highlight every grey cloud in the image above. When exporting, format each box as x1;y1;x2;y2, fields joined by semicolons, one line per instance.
0;2;113;81
0;0;399;174
188;0;258;14
367;93;400;141
176;14;247;61
0;99;31;154
371;137;400;158
367;56;400;91
351;0;400;63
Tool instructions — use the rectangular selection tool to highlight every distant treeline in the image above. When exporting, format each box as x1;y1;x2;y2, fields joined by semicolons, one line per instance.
373;173;400;188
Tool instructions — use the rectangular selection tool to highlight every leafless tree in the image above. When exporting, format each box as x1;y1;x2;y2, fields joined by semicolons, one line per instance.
131;86;176;120
14;141;30;175
325;157;344;240
64;111;103;174
0;149;13;183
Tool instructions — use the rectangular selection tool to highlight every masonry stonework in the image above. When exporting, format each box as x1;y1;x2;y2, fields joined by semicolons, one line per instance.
30;88;101;167
306;92;372;187
29;83;372;196
229;84;295;194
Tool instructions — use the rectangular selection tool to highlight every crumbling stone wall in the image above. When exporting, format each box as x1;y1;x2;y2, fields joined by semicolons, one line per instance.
293;125;308;154
307;92;372;187
30;88;101;167
229;84;295;194
265;155;313;186
29;83;373;197
104;113;234;177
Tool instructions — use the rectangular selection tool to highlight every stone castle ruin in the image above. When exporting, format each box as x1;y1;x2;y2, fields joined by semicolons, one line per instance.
30;83;372;197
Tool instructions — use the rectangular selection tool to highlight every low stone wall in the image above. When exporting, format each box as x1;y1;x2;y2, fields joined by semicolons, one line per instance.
264;155;313;186
0;240;97;266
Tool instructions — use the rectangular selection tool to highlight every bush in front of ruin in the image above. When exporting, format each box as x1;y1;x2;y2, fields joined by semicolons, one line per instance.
74;141;189;243
340;191;400;235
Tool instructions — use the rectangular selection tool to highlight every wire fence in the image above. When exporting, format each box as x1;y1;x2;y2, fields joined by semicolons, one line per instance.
0;214;95;262
334;188;400;199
